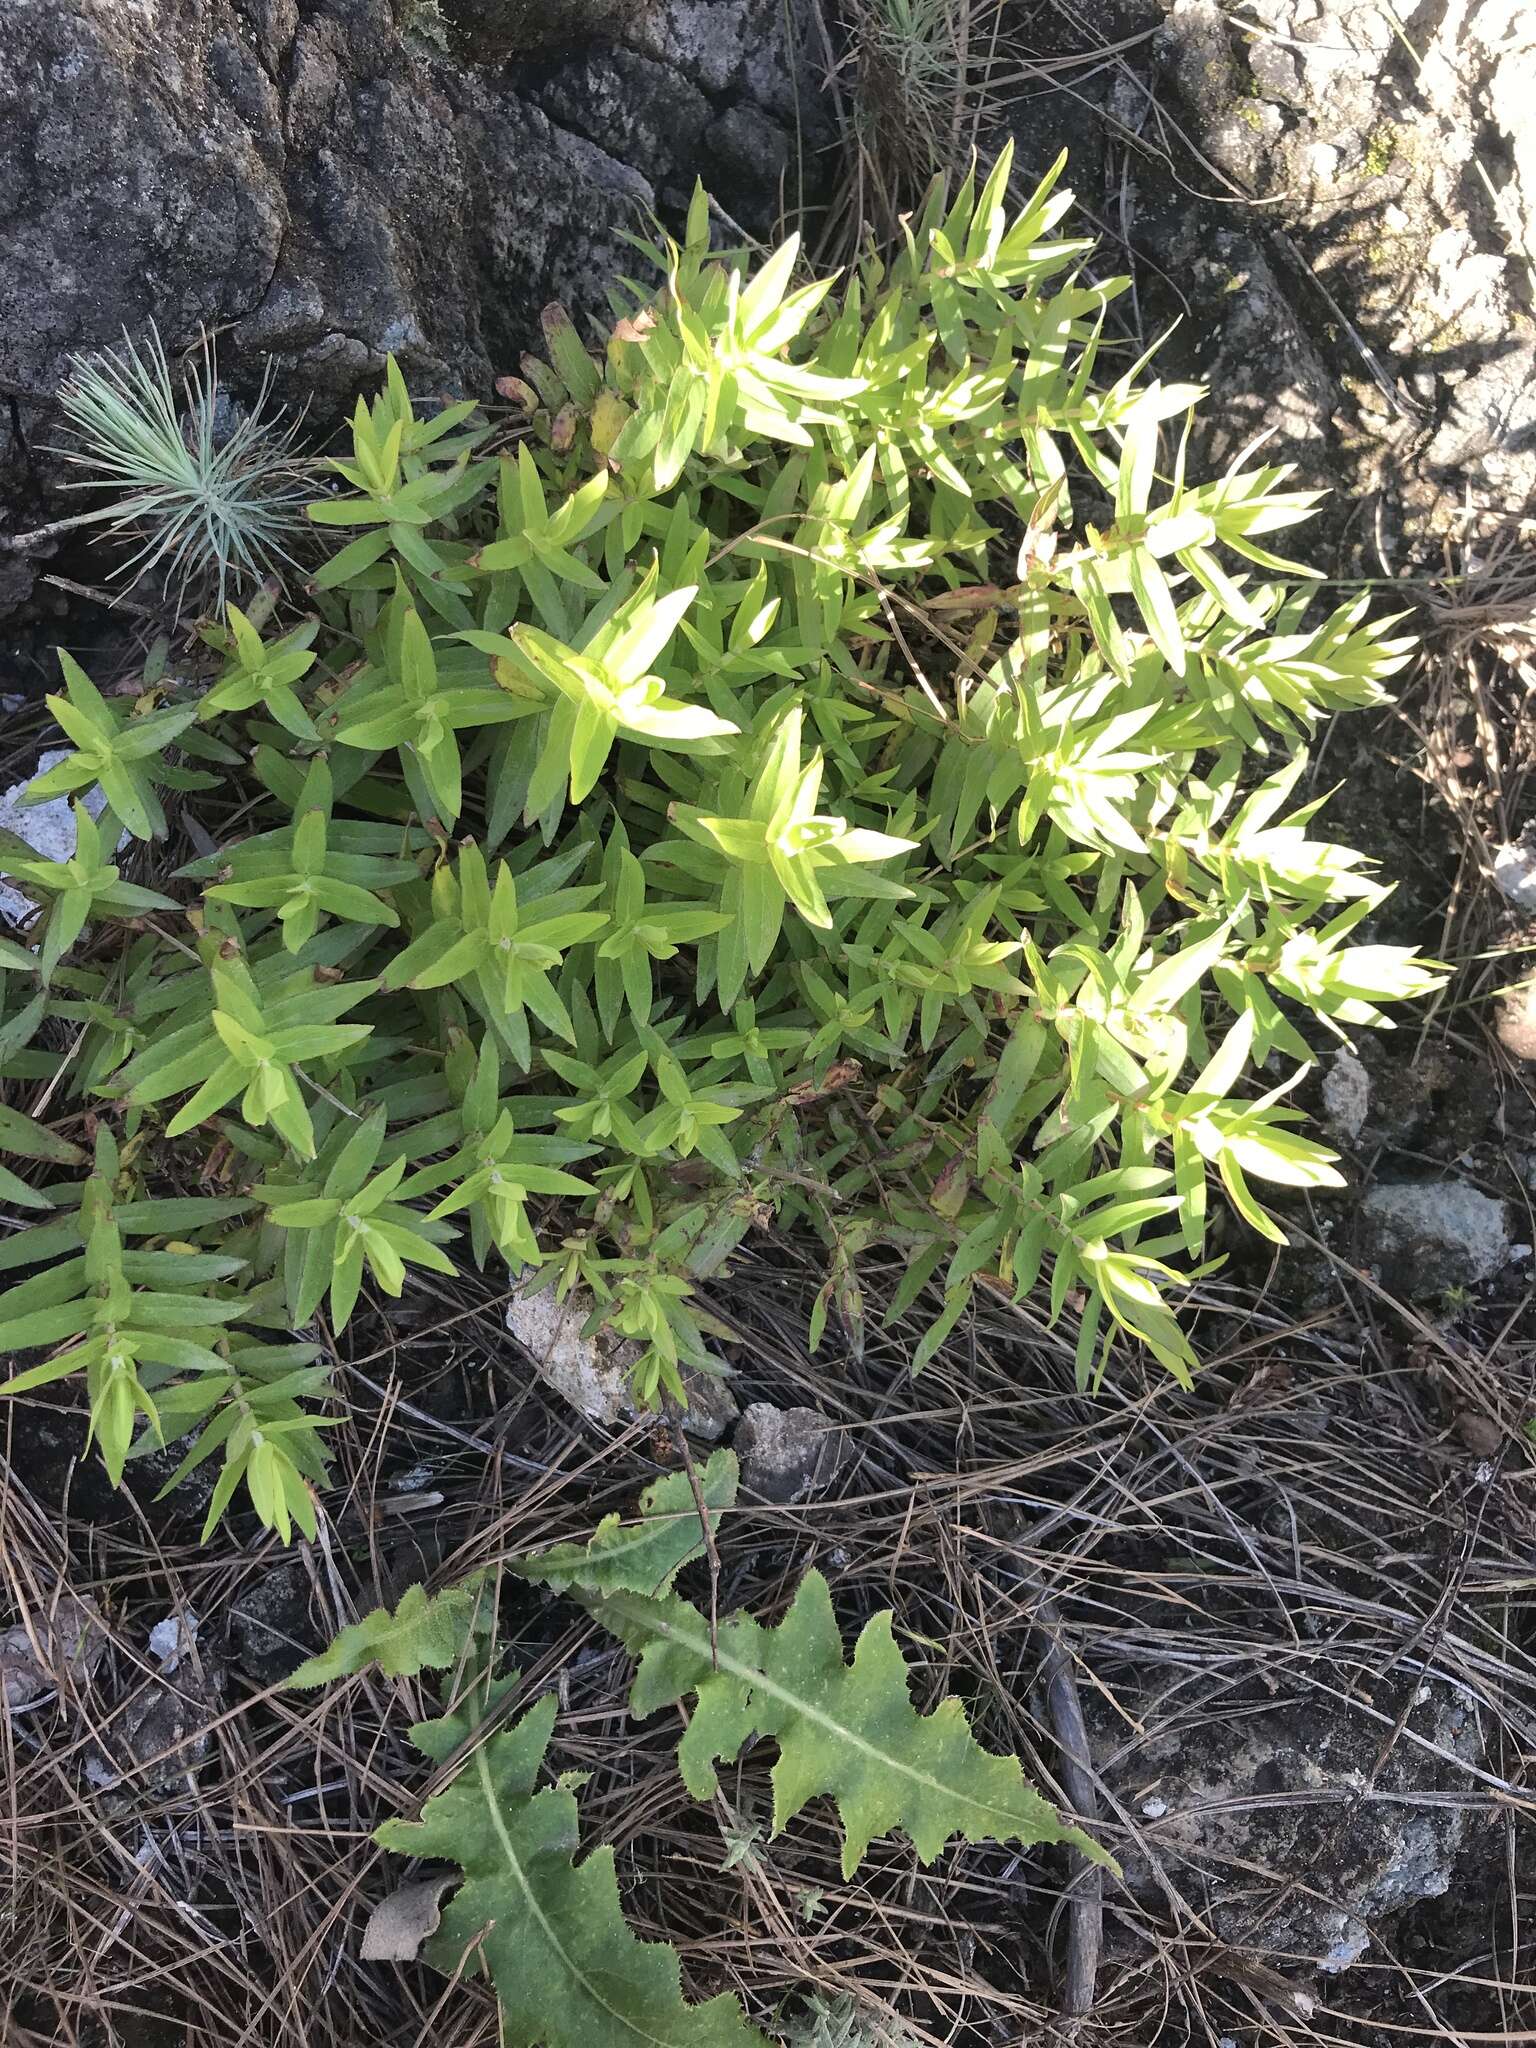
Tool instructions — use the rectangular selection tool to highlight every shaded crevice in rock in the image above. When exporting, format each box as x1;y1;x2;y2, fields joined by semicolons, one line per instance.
6;0;1530;624
518;41;795;229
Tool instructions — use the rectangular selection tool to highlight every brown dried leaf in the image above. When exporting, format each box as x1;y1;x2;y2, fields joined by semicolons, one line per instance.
923;584;1008;613
1228;1358;1294;1412
549;403;577;454
360;1873;458;1963
782;1058;862;1108
611;308;657;346
1454;1409;1504;1457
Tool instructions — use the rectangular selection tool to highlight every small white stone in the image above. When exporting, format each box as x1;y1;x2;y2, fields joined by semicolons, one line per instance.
1141;1796;1168;1819
1307;143;1341;186
149;1611;198;1673
0;752;111;928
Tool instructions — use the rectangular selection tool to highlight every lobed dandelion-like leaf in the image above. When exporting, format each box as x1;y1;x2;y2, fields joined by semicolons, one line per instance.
513;1449;737;1598
376;1689;768;2048
594;1571;1112;1879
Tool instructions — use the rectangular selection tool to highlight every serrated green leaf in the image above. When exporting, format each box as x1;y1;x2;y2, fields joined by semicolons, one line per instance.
514;1450;737;1596
590;1571;1110;1879
287;1578;495;1687
377;1691;767;2048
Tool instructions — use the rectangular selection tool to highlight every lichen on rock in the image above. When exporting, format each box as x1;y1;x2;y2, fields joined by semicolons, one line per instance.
1095;1673;1486;1972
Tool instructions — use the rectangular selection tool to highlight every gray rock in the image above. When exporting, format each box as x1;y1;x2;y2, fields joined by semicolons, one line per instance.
1496;981;1536;1062
0;752;114;929
1320;1049;1370;1143
1101;1677;1484;1970
732;1401;849;1503
228;1560;319;1685
1169;0;1536;532
1493;841;1536;913
1010;0;1536;553
663;1363;739;1441
505;1285;738;1439
88;1665;218;1794
1;1592;108;1714
0;0;828;614
87;1615;221;1793
1360;1180;1510;1297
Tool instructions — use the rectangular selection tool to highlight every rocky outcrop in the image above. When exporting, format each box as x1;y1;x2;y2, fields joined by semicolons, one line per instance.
0;0;826;610
1004;1;1536;551
4;0;1531;622
1097;1675;1486;1971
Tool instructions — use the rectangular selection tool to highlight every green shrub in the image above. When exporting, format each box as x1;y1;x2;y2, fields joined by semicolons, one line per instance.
0;148;1437;1535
